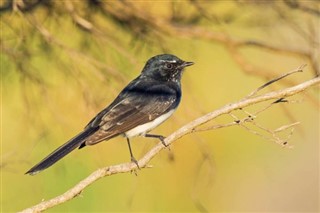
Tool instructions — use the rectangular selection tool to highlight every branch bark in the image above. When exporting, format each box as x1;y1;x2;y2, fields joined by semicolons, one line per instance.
19;73;320;213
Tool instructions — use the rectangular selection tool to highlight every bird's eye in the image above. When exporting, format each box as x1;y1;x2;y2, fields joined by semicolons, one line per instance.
165;63;173;69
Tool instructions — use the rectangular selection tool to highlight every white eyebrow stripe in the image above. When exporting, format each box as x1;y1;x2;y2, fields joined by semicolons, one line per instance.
160;59;177;63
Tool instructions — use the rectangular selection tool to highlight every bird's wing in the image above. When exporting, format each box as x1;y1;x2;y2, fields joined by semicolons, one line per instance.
83;83;178;146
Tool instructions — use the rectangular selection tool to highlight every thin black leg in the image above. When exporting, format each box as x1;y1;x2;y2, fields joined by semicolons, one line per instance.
144;134;169;148
126;137;140;169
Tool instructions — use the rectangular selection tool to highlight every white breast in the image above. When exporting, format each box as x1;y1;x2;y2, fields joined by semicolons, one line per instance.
124;109;175;138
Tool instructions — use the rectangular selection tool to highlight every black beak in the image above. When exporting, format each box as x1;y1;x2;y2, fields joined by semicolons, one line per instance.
180;61;194;68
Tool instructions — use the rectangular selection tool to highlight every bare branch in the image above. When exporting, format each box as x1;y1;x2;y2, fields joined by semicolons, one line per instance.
246;64;306;98
19;70;320;212
283;0;320;17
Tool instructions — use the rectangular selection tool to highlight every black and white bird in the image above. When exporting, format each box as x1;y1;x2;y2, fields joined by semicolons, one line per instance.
26;54;194;175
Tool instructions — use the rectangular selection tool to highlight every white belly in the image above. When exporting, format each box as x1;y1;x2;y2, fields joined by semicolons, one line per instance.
124;109;175;138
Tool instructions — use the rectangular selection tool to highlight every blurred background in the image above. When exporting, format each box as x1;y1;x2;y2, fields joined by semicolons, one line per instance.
1;0;319;212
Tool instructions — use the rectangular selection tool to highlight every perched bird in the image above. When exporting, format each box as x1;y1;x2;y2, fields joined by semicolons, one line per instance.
26;54;194;175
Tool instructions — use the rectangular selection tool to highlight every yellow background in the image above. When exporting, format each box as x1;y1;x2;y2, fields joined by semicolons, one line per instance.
1;1;319;212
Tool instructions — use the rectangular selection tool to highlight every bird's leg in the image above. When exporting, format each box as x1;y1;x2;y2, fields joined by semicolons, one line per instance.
144;134;170;149
126;137;140;169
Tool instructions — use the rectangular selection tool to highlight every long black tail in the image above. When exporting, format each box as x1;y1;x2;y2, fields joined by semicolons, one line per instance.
25;128;97;175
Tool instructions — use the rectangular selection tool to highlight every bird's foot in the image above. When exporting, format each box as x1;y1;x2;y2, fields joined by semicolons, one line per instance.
131;156;140;169
145;134;170;150
158;136;170;150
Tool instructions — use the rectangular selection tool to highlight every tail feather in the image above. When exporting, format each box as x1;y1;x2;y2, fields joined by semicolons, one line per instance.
25;128;97;175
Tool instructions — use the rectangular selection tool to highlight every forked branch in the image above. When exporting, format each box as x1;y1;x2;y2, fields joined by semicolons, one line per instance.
20;66;320;213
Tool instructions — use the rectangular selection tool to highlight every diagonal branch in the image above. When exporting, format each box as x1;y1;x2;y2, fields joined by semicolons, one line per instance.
19;72;319;213
245;64;306;98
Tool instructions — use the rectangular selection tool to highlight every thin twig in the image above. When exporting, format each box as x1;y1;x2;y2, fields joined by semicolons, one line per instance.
274;122;300;133
245;64;306;98
19;73;319;213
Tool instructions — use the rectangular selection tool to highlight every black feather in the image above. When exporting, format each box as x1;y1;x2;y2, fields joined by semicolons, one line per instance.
25;127;98;175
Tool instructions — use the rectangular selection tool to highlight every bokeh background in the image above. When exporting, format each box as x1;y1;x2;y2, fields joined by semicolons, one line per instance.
1;1;319;212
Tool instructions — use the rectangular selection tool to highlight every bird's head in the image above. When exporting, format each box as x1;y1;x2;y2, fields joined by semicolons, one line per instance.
141;54;194;82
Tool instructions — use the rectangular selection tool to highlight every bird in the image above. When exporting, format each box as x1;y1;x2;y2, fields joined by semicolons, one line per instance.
26;54;194;175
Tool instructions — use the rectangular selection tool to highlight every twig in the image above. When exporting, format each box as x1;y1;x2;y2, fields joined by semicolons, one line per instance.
19;72;320;212
245;64;306;98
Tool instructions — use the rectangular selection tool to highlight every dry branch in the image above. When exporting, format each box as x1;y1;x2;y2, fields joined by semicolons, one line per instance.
19;69;320;213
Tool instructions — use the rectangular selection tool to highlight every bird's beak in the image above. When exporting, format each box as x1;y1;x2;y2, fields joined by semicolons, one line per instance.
180;61;194;68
